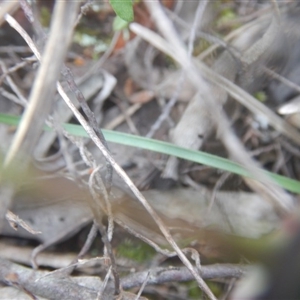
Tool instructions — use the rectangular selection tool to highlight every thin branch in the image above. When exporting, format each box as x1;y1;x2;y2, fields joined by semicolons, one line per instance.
88;167;120;295
121;264;247;290
0;257;247;299
0;61;28;107
134;271;150;300
61;66;113;193
98;266;112;300
0;258;100;300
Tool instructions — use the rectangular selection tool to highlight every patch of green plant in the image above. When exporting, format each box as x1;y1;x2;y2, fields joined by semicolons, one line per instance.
109;0;134;22
116;238;156;262
220;7;236;20
186;280;222;299
216;6;240;30
39;6;51;27
255;91;267;102
186;281;203;299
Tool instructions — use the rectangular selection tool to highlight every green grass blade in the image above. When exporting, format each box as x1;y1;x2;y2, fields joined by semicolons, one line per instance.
1;113;299;193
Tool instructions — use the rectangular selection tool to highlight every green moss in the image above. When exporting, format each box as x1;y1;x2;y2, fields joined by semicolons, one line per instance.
186;281;203;298
117;239;156;262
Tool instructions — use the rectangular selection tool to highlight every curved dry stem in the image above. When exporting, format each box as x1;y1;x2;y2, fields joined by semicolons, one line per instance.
0;2;79;230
